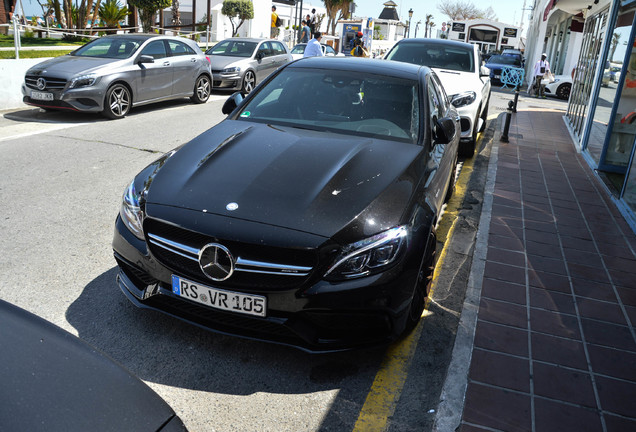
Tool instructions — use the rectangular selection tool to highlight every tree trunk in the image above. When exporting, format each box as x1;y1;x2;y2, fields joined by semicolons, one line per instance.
138;8;156;33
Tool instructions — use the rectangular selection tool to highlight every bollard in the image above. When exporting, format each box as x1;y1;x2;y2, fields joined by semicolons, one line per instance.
501;102;513;143
512;87;520;113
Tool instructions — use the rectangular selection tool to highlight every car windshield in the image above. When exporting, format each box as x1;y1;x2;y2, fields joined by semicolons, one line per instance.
236;69;420;144
488;55;522;66
385;43;474;73
291;44;306;54
72;37;142;59
209;40;257;57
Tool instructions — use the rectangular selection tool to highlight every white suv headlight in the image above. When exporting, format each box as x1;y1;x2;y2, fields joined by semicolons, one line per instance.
450;91;477;108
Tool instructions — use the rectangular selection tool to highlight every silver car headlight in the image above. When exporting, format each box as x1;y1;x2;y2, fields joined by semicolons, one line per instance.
325;226;408;280
450;91;477;108
68;73;98;89
120;180;145;240
221;67;241;74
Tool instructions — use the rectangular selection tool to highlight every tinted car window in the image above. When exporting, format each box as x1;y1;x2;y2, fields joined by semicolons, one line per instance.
291;44;306;54
386;42;474;73
141;40;167;59
257;42;272;58
72;37;141;59
237;69;420;143
271;41;287;55
210;40;257;57
487;55;522;66
168;40;195;56
325;45;336;55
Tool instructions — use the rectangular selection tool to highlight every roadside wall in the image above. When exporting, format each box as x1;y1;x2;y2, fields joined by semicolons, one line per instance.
0;58;47;111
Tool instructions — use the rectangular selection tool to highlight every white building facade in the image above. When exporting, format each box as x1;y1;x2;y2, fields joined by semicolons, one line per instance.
445;19;523;53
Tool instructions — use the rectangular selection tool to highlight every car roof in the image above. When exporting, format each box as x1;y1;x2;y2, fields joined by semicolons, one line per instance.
288;57;427;79
394;38;476;50
219;37;269;43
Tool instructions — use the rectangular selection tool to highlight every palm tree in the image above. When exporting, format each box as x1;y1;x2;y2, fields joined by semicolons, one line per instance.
424;14;433;38
98;0;129;33
610;32;621;62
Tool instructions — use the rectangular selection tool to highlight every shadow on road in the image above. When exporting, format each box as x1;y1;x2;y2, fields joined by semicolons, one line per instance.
66;267;386;397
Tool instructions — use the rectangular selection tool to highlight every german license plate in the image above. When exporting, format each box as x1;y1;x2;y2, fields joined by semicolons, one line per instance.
32;91;54;101
171;275;266;317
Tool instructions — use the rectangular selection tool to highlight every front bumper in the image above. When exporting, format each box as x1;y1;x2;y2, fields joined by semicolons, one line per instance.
21;83;105;112
112;215;424;353
212;72;242;90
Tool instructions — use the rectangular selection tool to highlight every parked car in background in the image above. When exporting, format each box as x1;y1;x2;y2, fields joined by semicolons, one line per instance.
501;49;524;66
0;299;186;431
113;57;459;352
384;38;491;156
22;34;212;119
206;38;292;94
544;74;572;99
290;43;344;60
484;54;523;84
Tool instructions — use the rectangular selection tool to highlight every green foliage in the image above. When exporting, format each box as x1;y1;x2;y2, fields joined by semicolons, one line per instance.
128;0;171;32
61;34;91;43
373;25;384;40
0;49;74;59
99;0;130;28
221;0;254;37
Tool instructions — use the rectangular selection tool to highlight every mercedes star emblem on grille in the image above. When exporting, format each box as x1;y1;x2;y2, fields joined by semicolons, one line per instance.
198;243;234;281
36;78;47;91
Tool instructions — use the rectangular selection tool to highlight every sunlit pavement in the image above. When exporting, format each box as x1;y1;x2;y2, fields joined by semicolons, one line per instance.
436;106;636;431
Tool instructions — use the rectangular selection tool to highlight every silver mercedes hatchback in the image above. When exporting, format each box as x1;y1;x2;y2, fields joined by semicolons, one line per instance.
22;34;212;119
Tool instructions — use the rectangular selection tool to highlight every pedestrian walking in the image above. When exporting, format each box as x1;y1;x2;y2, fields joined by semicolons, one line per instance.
300;20;310;43
309;8;317;36
533;53;551;98
351;31;367;57
271;6;280;39
303;32;324;58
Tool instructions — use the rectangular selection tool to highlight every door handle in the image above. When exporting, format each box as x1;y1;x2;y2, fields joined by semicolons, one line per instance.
191;58;197;62
163;61;170;66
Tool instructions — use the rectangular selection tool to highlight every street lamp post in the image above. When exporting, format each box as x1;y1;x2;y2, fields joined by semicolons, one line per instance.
407;8;413;38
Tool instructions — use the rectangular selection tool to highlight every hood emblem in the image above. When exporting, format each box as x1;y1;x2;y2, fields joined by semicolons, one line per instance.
36;78;47;91
199;243;234;281
226;202;239;211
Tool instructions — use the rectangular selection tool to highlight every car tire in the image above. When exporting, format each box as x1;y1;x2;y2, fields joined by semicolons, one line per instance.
556;83;571;100
405;232;436;332
191;74;211;104
102;84;131;119
242;70;256;94
479;99;489;132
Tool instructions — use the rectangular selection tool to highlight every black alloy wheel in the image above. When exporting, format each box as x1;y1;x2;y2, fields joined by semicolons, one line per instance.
556;83;571;100
405;232;437;332
191;75;211;104
103;84;131;119
242;70;256;94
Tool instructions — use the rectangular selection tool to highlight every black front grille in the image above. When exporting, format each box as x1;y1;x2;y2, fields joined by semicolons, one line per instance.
144;218;318;291
25;75;67;90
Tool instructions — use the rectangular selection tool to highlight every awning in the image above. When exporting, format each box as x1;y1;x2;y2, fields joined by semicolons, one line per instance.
544;0;555;21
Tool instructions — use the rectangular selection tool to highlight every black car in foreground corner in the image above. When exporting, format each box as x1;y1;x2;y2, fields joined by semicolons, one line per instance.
112;57;459;352
0;299;186;431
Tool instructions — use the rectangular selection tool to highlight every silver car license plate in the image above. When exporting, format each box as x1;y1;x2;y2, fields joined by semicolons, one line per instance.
171;275;266;317
31;91;54;101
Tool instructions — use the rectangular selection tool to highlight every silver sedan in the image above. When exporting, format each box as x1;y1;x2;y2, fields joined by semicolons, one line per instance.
21;34;212;119
206;38;292;94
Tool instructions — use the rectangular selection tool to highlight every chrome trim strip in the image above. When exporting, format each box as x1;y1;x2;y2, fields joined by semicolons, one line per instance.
235;267;310;277
148;238;199;262
148;233;199;256
236;257;312;272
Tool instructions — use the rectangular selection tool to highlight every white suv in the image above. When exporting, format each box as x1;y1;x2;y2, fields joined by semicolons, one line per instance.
385;39;491;156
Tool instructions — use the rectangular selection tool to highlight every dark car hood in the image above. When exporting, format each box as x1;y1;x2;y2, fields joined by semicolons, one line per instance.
145;121;422;238
0;299;184;432
26;55;126;78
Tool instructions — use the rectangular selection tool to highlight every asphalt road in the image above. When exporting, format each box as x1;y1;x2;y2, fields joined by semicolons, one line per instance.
0;87;568;431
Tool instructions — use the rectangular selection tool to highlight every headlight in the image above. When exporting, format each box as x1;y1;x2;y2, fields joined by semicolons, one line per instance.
221;67;241;74
68;74;98;89
120;180;145;240
325;226;408;280
450;91;477;108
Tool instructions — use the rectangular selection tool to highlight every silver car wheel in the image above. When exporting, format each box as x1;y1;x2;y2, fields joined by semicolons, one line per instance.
192;75;211;104
242;71;255;94
103;84;131;119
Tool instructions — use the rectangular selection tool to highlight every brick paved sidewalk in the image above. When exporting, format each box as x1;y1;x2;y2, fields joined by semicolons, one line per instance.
454;109;636;431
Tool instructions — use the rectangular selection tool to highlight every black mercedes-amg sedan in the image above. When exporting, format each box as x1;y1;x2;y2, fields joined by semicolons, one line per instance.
112;57;459;352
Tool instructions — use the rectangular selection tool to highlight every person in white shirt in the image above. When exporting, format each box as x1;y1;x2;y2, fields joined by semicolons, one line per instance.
533;53;551;98
303;32;324;58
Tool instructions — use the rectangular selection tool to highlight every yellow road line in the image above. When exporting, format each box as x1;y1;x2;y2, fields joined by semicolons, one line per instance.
352;139;478;432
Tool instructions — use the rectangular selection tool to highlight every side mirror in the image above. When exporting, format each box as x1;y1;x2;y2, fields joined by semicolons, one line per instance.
434;116;456;144
222;91;244;115
256;51;264;61
138;55;154;64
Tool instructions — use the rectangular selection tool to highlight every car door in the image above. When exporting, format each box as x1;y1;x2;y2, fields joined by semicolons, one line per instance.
167;40;199;96
135;40;173;102
254;42;277;82
270;41;291;67
426;74;458;214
